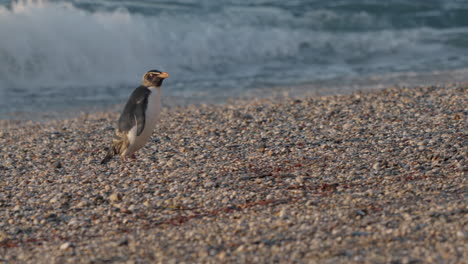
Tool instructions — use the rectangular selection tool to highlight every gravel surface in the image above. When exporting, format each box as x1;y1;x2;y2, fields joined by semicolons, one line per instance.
0;84;466;263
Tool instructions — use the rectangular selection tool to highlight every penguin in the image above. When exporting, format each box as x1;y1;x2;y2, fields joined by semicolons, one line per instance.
101;69;169;164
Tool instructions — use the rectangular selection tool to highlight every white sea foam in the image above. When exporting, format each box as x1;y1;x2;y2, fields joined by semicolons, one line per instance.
0;0;310;91
0;0;467;114
0;0;161;89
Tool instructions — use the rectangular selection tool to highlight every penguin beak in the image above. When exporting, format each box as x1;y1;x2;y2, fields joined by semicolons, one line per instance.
157;72;169;79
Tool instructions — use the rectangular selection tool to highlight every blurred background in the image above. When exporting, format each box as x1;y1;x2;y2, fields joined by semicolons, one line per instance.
1;0;468;118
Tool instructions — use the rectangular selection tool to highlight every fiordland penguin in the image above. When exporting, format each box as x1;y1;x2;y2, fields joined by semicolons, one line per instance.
101;69;169;164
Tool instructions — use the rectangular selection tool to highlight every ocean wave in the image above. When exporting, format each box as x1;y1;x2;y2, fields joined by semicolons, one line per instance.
0;0;467;113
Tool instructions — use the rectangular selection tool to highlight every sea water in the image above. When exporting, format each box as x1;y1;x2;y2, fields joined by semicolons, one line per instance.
1;0;468;117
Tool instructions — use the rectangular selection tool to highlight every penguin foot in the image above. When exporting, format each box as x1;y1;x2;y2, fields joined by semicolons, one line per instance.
120;154;137;162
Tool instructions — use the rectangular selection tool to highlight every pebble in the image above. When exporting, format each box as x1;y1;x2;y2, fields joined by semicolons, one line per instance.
109;192;122;202
51;160;63;169
76;200;89;208
59;242;72;250
0;84;466;263
0;231;9;241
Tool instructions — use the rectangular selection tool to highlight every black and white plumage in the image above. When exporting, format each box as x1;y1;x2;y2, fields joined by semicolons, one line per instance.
101;69;169;164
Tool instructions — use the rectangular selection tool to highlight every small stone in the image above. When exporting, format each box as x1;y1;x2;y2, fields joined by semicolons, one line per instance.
217;251;226;260
60;242;72;250
0;231;9;241
109;192;122;202
118;238;129;246
76;200;89;208
295;176;305;184
204;181;215;188
351;231;370;236
235;245;245;252
372;162;380;170
51;160;62;169
278;208;288;219
68;218;79;226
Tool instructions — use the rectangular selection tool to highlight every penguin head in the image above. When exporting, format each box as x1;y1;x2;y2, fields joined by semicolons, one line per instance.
142;69;169;87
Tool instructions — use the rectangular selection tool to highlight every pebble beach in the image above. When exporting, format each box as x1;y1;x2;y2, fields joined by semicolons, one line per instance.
0;83;466;263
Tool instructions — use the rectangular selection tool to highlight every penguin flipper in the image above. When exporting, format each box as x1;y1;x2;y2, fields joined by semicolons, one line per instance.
118;86;149;136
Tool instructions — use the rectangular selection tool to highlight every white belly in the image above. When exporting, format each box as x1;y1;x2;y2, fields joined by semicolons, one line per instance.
125;87;161;155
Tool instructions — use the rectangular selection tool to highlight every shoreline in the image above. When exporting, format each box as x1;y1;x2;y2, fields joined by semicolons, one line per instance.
0;83;466;263
3;67;468;124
